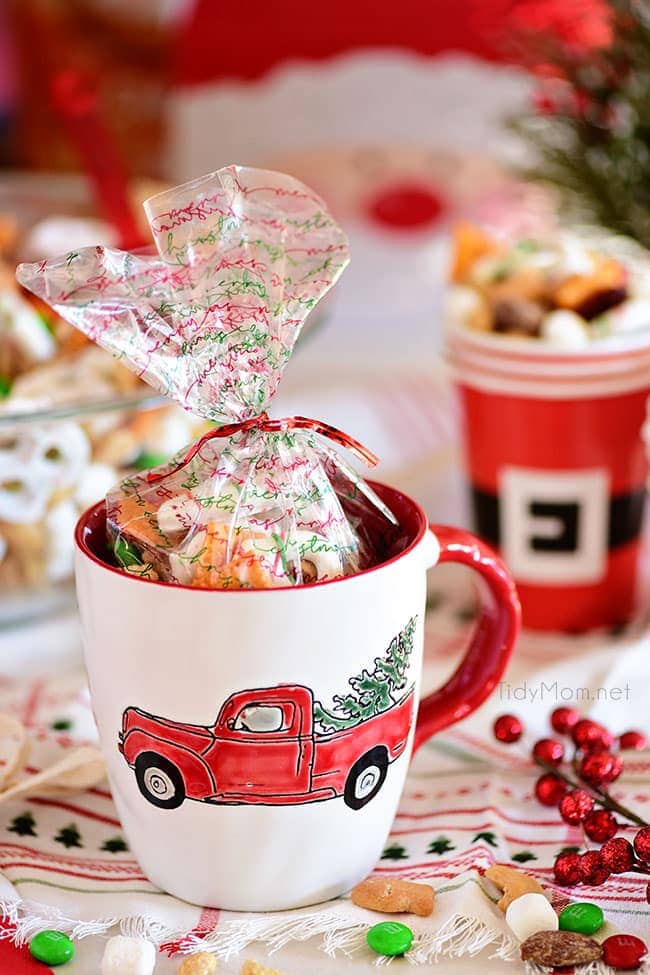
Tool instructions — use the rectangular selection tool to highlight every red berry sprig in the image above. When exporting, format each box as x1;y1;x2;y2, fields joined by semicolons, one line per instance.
493;708;649;889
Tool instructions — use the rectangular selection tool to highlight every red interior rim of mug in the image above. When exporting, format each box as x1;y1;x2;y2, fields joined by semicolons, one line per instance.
74;481;428;593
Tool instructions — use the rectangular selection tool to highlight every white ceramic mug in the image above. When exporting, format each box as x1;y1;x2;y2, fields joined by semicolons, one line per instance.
75;481;520;911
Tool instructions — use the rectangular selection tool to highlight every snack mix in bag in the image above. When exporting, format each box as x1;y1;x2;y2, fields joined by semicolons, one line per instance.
17;166;397;589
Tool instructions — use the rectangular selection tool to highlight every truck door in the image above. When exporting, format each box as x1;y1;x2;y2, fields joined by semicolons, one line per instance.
206;694;313;800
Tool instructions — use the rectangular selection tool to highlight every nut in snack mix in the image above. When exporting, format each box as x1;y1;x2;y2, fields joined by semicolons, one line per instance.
18;167;398;589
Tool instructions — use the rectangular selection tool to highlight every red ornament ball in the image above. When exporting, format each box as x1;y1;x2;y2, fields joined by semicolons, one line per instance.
601;837;635;874
633;826;650;863
602;933;647;970
572;719;614;751
647;882;650;905
584;809;618;843
559;789;595;825
493;714;523;743
550;706;581;735
553;851;582;886
619;729;648;751
579;849;611;886
535;773;568;806
579;750;623;787
532;737;564;766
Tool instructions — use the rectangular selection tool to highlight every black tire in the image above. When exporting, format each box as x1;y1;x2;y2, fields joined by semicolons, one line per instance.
134;752;186;809
343;746;388;810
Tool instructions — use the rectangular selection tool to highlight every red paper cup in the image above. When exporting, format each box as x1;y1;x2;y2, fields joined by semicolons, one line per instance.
447;326;650;632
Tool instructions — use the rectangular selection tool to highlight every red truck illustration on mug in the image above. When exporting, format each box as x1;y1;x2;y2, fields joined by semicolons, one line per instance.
119;683;414;811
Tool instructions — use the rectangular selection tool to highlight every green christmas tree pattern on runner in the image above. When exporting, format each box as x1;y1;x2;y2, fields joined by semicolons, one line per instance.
381;843;409;861
473;831;499;847
102;837;129;854
427;836;456;855
512;851;538;863
313;617;416;733
8;812;37;837
54;824;82;849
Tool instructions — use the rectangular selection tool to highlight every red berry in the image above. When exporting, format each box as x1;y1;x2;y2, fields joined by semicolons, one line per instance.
647;881;650;904
532;737;564;766
633;826;650;863
551;707;581;735
602;934;648;970
619;730;648;751
493;714;523;743
579;751;623;787
559;789;595;825
572;719;614;751
535;773;568;806
579;849;611;885
584;809;618;843
553;851;582;885
601;837;635;874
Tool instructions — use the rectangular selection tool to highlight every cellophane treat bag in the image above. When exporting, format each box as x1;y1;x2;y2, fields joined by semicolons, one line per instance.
17;166;397;588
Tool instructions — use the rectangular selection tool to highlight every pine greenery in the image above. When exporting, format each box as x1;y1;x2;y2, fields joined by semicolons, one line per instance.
314;616;416;732
511;0;650;247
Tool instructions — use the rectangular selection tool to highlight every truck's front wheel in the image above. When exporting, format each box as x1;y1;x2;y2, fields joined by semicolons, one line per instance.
344;747;388;810
135;752;185;809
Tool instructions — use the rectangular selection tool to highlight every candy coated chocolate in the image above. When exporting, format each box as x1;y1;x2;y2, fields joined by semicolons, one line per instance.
366;921;413;956
29;930;74;966
602;934;647;970
559;902;604;935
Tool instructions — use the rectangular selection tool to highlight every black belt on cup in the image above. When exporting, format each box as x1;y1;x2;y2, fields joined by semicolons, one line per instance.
472;486;647;552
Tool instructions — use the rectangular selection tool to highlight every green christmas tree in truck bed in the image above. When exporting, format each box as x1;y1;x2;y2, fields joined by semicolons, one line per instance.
314;616;416;732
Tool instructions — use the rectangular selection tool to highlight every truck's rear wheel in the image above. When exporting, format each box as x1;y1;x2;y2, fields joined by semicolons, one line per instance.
344;746;388;810
135;752;185;809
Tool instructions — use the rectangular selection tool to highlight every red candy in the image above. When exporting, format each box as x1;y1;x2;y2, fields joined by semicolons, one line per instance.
619;730;647;751
584;809;618;843
533;738;564;766
572;719;614;751
550;707;581;735
579;849;611;885
601;837;635;874
633;826;650;863
554;851;582;886
602;933;647;970
559;789;595;825
579;751;623;786
535;773;568;806
493;714;523;743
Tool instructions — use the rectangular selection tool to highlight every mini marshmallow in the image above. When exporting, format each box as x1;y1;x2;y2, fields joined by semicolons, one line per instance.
597;298;650;336
552;237;595;280
505;892;559;942
101;935;156;975
541;310;590;349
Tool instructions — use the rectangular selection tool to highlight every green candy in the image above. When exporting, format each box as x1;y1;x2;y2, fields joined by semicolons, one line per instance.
133;450;168;471
114;536;143;569
559;901;604;936
366;921;414;957
29;930;75;966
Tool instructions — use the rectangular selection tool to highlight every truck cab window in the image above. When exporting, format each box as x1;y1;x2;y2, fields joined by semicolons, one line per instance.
233;705;285;733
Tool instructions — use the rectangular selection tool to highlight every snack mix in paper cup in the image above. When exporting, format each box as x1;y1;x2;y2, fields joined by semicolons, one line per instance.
17;166;398;589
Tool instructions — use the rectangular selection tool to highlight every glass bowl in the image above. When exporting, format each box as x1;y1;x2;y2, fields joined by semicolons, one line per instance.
0;392;210;627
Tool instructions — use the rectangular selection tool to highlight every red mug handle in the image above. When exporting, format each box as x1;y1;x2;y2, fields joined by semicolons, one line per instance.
413;524;521;753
